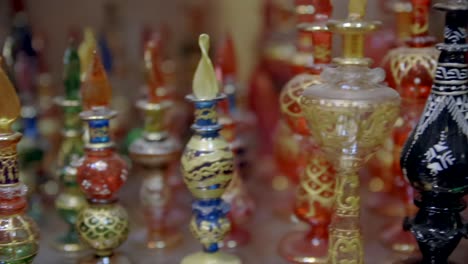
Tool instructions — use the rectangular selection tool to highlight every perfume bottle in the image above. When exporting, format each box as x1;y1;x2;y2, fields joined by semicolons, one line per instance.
400;0;468;263
375;0;439;255
0;57;39;263
129;39;183;249
52;39;87;252
300;0;401;263
278;0;336;263
180;34;241;264
75;52;130;264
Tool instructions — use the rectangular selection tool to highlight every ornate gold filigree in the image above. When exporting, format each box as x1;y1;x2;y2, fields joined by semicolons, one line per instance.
301;99;400;161
0;143;19;184
189;216;230;249
194;105;217;123
296;156;335;218
314;45;331;61
181;135;234;199
76;203;129;257
0;213;39;263
329;228;363;264
385;47;439;87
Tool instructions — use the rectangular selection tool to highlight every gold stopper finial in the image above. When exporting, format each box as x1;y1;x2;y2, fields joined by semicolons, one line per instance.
193;34;219;100
328;0;379;66
0;59;20;134
349;0;366;20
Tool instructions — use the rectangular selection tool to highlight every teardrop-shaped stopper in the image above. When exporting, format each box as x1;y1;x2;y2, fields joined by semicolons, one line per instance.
78;28;97;79
144;39;168;104
0;58;20;133
81;51;112;110
63;39;81;101
193;34;219;100
216;33;237;79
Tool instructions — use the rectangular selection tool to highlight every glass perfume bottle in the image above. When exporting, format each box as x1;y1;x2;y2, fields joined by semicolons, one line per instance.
374;0;439;255
52;39;88;252
76;52;130;264
180;34;241;264
0;58;39;264
300;0;401;263
216;34;255;249
400;1;468;263
129;39;183;250
278;0;336;263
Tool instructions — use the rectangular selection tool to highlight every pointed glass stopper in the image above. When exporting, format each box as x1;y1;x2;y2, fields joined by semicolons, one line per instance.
78;28;97;78
0;58;20;134
192;34;219;100
81;51;112;110
215;33;237;79
144;39;168;104
63;39;81;101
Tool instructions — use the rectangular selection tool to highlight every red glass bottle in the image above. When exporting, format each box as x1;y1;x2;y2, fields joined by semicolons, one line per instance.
375;0;439;255
278;1;336;263
76;52;130;264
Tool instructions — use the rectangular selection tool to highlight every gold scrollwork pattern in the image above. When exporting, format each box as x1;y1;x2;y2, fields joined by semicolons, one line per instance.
301;99;400;160
329;228;363;264
189;216;230;248
385;48;438;87
296;156;335;218
76;204;129;255
0;214;39;263
195;105;217;123
281;74;321;119
181;135;234;199
0;144;18;183
335;172;360;217
314;45;331;61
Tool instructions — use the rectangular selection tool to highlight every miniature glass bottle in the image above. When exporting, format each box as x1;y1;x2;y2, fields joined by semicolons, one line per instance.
129;39;183;249
278;1;336;263
53;39;88;252
0;59;39;264
300;0;401;263
76;52;130;264
180;34;241;264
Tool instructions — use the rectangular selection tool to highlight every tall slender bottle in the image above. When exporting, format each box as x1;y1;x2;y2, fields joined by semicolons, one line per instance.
53;40;87;252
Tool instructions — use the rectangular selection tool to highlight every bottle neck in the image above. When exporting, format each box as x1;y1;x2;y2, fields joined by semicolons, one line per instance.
407;2;434;47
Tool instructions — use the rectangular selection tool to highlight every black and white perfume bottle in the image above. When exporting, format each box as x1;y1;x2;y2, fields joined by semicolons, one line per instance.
400;1;468;263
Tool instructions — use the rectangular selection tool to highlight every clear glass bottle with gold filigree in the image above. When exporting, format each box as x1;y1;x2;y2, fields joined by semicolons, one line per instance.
374;0;439;255
180;34;240;264
0;58;39;263
278;0;336;263
129;39;184;250
52;39;88;252
75;52;130;264
300;1;401;263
